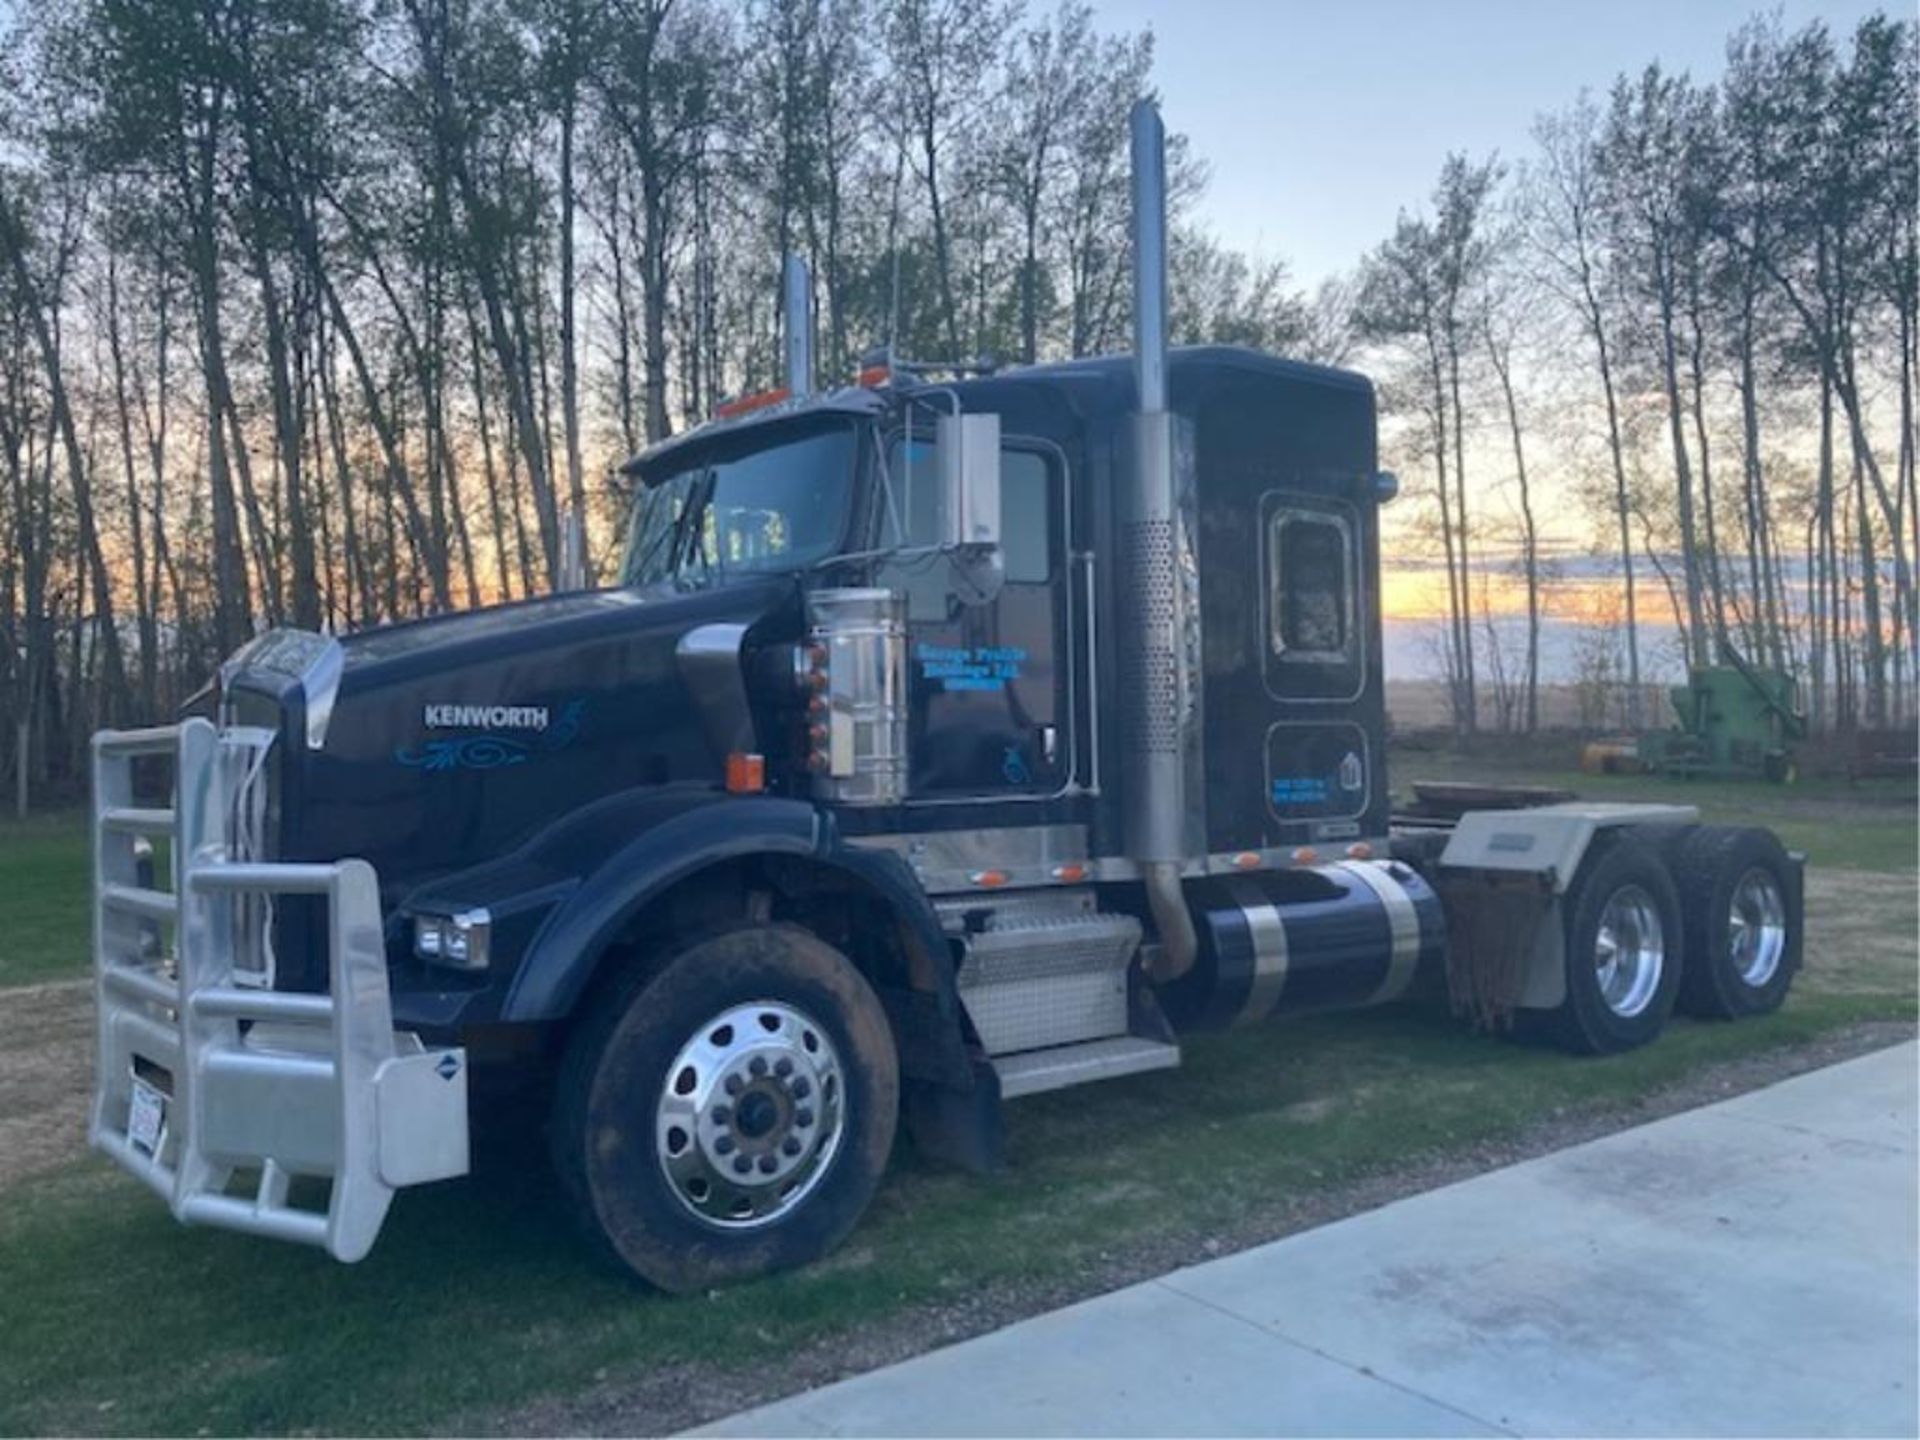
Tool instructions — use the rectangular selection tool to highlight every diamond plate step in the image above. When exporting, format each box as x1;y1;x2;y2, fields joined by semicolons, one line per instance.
993;1036;1181;1099
953;909;1142;1056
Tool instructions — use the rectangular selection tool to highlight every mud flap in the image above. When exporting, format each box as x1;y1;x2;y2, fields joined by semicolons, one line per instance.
903;1057;1004;1174
1436;869;1557;1029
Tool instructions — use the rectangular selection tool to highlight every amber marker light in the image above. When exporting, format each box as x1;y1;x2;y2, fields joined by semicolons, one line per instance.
1291;847;1319;865
970;870;1011;889
1346;842;1374;860
725;752;766;794
713;387;791;420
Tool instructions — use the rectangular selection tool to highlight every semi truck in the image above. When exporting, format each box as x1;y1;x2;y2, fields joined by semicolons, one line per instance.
87;102;1805;1293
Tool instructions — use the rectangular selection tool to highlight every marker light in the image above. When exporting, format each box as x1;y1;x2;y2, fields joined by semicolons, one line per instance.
713;387;791;420
725;752;766;794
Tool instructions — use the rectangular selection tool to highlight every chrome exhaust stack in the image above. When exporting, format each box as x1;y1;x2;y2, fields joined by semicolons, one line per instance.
783;253;813;399
1130;100;1169;418
1122;100;1200;980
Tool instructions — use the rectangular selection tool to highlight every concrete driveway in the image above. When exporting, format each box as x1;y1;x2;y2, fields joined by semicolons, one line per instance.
700;1042;1919;1438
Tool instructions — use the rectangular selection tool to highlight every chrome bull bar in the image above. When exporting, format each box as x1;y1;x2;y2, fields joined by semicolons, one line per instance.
90;718;468;1262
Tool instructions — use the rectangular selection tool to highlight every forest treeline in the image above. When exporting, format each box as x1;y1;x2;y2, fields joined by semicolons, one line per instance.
0;0;1913;807
1353;11;1916;741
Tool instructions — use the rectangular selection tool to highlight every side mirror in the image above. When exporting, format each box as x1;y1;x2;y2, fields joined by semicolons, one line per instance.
937;412;1001;550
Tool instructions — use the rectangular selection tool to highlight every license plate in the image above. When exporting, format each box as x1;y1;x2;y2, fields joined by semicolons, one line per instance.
128;1076;167;1158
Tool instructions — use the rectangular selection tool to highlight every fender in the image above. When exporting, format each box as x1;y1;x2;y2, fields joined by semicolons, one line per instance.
398;782;974;1086
501;788;823;1020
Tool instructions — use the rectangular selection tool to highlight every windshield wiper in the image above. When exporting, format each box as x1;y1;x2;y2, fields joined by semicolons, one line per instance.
668;467;719;580
627;467;716;586
626;491;681;584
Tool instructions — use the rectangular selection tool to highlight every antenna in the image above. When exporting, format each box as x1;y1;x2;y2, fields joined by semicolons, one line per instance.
883;113;909;378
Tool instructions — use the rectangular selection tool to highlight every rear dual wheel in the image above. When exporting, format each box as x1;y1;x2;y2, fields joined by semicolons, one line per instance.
1542;835;1685;1055
1673;825;1801;1020
1541;824;1802;1055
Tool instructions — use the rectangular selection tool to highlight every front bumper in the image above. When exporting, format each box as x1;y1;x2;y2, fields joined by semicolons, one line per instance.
90;719;469;1262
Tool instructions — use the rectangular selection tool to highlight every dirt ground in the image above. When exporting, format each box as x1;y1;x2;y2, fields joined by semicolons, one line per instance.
1802;868;1920;994
0;981;91;1189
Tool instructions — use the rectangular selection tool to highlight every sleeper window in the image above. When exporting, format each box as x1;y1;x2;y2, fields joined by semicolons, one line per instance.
1270;512;1351;659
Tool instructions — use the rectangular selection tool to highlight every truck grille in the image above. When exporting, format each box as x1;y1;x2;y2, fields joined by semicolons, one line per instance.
219;687;283;987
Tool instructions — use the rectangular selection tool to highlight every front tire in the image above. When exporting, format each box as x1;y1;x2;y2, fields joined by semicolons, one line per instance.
552;924;899;1292
1673;826;1801;1020
1543;835;1685;1055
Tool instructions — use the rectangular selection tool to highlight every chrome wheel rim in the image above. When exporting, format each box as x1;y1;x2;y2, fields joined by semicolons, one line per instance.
1594;884;1665;1019
655;1000;845;1230
1729;868;1787;988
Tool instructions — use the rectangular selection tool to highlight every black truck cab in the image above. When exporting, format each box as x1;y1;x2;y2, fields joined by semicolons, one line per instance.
225;348;1391;1041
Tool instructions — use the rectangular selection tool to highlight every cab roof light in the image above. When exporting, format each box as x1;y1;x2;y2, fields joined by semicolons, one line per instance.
855;344;892;389
713;387;791;421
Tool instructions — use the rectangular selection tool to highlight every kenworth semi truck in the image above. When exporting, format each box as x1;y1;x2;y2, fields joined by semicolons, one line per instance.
87;103;1804;1292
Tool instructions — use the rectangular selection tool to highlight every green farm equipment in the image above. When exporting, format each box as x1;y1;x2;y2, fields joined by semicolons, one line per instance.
1638;647;1807;783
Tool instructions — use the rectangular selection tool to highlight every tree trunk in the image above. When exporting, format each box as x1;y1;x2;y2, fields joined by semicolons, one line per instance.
1485;322;1540;733
1654;251;1710;670
558;84;588;563
1579;263;1644;727
104;248;159;715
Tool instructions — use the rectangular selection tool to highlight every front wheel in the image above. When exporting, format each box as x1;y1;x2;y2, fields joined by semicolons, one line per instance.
552;924;899;1292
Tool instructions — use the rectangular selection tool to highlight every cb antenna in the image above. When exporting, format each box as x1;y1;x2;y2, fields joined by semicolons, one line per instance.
883;102;909;377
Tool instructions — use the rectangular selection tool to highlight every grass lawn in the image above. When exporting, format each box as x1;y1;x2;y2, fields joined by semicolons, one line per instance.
0;745;1912;1435
0;810;91;989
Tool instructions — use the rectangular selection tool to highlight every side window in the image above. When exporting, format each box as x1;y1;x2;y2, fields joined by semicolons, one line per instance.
1269;509;1353;661
998;450;1051;583
881;435;1054;617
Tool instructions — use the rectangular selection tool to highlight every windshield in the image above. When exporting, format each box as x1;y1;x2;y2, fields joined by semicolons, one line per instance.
621;421;858;587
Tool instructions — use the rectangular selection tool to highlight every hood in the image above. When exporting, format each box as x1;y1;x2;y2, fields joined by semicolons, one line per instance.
339;584;718;683
283;577;799;890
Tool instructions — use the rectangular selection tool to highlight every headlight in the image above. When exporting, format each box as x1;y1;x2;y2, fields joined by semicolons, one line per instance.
413;909;491;972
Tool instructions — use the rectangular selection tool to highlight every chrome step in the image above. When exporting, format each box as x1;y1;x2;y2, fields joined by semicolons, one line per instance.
948;898;1143;1056
994;1036;1181;1099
